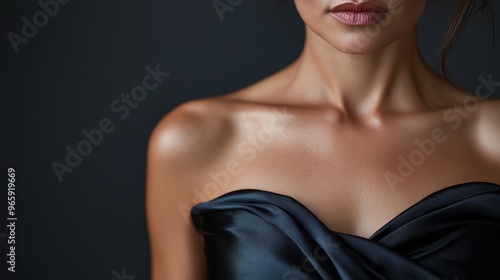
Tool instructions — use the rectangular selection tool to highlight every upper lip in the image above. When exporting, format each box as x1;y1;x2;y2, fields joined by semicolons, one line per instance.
330;1;388;12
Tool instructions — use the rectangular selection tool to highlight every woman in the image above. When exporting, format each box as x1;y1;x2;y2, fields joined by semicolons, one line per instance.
146;0;500;279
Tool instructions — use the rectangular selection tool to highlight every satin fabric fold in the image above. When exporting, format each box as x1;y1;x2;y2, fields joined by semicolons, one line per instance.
191;182;500;279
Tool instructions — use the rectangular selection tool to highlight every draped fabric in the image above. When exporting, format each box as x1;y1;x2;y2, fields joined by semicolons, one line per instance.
191;182;500;279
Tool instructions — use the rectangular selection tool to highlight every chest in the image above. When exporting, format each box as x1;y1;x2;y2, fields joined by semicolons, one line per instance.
199;119;484;238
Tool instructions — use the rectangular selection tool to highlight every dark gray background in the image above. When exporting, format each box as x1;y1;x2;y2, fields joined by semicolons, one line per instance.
1;0;499;279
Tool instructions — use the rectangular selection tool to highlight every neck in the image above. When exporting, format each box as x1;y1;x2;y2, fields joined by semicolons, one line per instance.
285;25;444;121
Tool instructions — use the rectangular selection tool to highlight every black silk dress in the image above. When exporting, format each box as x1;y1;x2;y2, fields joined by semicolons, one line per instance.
191;181;500;279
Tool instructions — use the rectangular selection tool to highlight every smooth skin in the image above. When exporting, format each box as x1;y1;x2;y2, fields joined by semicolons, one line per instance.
146;0;500;279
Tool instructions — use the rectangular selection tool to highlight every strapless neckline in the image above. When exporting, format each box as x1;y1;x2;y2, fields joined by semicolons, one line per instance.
192;181;500;240
191;181;500;279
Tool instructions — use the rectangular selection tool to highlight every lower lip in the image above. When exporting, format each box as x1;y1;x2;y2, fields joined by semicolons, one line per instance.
330;11;387;27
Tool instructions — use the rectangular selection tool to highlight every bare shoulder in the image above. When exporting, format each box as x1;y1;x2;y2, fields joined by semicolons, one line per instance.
474;98;500;168
147;97;236;171
146;76;293;164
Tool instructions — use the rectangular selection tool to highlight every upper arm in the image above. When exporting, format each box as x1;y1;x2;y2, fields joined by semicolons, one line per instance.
146;101;211;280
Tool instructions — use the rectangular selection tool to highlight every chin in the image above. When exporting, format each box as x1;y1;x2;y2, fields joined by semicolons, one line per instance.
296;0;426;54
